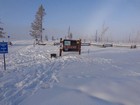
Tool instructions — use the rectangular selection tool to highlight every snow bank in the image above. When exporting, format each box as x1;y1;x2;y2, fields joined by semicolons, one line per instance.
0;40;140;105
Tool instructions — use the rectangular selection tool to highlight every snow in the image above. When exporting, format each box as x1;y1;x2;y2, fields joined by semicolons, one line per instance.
0;40;140;105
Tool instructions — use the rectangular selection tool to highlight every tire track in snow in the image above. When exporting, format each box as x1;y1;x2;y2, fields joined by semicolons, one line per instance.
0;44;83;105
0;57;68;105
0;45;52;105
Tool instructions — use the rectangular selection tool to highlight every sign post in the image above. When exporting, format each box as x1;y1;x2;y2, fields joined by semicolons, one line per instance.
59;38;63;57
0;42;8;70
3;53;6;70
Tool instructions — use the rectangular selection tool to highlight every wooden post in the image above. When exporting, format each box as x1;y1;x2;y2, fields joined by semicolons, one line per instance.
3;53;6;70
59;38;63;56
79;39;81;55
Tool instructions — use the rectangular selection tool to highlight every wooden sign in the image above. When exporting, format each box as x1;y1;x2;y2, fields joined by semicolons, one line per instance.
59;38;81;56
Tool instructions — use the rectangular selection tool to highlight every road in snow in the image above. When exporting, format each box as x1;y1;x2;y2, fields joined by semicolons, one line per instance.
0;40;140;105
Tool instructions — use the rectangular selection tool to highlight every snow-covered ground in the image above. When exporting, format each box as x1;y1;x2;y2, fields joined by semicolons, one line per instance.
0;40;140;105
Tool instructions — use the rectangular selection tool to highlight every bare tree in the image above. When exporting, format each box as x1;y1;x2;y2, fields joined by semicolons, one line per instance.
100;22;109;42
0;21;5;38
135;31;140;44
67;26;70;39
52;36;55;41
67;26;73;39
45;35;48;41
95;30;98;42
30;5;46;43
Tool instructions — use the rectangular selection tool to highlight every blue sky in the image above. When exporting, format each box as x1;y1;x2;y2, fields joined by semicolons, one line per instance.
0;0;140;40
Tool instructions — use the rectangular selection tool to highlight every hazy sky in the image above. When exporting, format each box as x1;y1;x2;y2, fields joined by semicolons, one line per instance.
0;0;140;40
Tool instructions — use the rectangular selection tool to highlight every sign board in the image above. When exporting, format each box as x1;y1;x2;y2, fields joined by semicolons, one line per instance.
0;42;8;54
63;39;80;52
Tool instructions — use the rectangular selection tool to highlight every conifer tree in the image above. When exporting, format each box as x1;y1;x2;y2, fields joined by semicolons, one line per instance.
30;5;46;42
